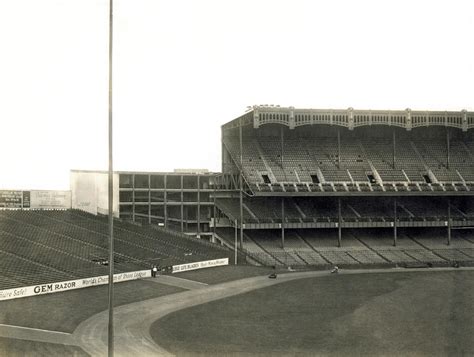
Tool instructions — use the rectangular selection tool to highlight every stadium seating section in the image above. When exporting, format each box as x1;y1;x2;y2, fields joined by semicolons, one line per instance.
0;210;231;290
216;197;473;224
216;227;474;268
217;124;473;268
224;129;474;192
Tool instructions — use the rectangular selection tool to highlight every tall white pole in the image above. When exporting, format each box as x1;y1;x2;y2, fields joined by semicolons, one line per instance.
107;0;114;356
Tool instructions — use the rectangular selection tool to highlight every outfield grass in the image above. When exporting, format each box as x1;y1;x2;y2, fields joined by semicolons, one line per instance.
174;265;281;284
0;337;89;357
0;279;184;333
0;279;185;356
151;270;474;356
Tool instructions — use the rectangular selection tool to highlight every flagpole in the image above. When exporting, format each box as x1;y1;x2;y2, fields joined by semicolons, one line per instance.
107;0;114;355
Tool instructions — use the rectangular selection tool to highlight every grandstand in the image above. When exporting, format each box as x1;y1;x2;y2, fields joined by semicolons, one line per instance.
2;105;474;294
0;209;231;290
215;106;474;267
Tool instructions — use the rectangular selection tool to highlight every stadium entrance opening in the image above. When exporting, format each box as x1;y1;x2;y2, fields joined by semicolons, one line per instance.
367;174;376;184
310;174;320;184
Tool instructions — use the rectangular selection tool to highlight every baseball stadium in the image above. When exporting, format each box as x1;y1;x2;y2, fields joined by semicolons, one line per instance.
1;106;474;356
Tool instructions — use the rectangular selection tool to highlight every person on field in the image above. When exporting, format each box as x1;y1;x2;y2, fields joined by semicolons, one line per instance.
152;265;158;278
331;266;339;274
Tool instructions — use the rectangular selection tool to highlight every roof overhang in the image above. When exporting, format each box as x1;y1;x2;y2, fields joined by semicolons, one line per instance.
222;106;474;131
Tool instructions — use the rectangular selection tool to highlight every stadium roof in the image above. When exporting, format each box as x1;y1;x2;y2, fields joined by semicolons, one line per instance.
70;169;219;176
222;106;474;131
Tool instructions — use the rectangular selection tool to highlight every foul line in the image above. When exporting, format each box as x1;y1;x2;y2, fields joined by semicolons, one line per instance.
0;323;76;346
0;324;71;335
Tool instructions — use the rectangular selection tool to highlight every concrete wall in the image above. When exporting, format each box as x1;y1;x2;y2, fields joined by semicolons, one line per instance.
70;171;119;217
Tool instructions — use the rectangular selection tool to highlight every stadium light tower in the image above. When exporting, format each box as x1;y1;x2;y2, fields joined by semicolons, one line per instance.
107;0;115;356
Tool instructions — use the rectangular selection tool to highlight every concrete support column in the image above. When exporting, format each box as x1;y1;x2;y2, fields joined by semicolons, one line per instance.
393;197;398;247
186;207;189;231
392;131;396;169
281;198;285;249
337;129;341;169
447;199;451;246
281;126;284;171
446;130;450;169
337;197;342;247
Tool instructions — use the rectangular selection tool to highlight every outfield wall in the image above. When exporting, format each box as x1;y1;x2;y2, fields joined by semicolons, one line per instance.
172;258;229;273
0;258;230;301
0;270;150;301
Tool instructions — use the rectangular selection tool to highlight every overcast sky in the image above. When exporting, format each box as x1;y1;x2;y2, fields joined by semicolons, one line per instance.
0;0;473;190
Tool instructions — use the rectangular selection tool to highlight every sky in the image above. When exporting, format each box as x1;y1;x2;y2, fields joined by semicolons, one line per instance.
0;0;473;190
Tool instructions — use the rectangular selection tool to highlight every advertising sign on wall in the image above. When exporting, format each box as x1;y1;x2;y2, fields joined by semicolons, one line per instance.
0;270;150;301
172;258;229;273
0;190;71;209
30;190;71;209
0;191;22;208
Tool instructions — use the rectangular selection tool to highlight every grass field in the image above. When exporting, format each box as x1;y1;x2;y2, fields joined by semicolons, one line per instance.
0;279;184;357
1;267;473;356
0;279;184;333
175;265;278;284
0;266;280;356
0;337;89;357
151;270;474;356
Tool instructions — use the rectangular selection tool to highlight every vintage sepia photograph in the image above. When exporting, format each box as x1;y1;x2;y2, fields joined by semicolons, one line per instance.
0;0;473;356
